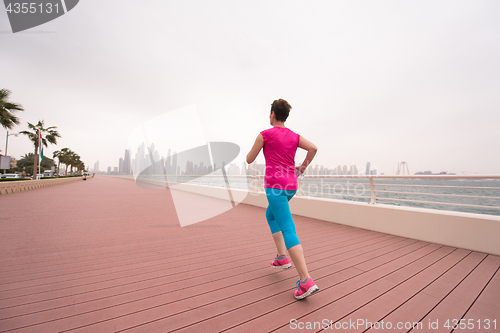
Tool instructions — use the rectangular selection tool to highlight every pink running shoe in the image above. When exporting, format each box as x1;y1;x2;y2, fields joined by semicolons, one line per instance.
270;255;292;269
294;278;319;300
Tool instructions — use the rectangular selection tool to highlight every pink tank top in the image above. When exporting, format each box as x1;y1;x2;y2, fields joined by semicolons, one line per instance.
261;126;300;190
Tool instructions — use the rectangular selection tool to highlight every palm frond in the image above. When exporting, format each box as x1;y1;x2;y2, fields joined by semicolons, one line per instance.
0;109;20;129
20;120;61;148
0;89;24;130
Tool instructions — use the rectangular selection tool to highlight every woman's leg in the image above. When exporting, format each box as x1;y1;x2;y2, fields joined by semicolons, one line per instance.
266;206;287;256
265;188;309;280
272;231;287;256
288;244;310;281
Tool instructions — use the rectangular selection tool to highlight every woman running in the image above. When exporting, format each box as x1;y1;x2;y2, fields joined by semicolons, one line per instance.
246;98;319;300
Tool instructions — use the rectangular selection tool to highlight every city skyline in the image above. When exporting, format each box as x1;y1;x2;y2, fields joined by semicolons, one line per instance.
94;146;385;177
90;144;473;177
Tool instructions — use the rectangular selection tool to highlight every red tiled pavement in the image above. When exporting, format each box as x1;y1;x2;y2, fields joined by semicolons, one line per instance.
0;176;499;332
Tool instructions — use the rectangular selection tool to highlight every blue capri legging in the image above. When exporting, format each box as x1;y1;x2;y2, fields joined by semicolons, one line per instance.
265;187;300;250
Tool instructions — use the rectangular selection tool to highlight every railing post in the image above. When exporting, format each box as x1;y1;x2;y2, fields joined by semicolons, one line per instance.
251;176;262;192
297;178;303;196
369;176;376;204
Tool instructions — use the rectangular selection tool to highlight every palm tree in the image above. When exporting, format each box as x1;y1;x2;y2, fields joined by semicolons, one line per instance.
16;152;54;174
59;148;73;175
19;120;61;179
16;153;35;169
40;156;55;170
68;152;81;175
0;89;24;130
75;159;85;175
53;150;62;176
53;149;69;176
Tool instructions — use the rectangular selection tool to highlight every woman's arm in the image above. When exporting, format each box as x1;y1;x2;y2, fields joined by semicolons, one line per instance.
297;136;318;173
246;133;264;164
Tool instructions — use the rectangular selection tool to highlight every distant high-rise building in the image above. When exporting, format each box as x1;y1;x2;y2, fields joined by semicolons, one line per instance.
350;165;358;175
132;142;146;176
199;162;205;175
365;162;371;175
186;161;193;175
148;143;162;175
123;149;131;175
165;149;172;175
107;166;111;174
313;165;319;175
172;151;177;176
119;157;124;174
397;162;409;175
94;160;100;173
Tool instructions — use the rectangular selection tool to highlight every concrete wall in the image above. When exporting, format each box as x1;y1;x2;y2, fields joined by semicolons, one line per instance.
167;182;500;256
0;177;87;195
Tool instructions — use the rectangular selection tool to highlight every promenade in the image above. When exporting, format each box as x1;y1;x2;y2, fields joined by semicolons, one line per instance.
0;177;499;332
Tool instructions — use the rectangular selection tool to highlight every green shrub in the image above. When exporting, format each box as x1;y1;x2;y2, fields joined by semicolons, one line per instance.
0;175;83;181
0;178;31;182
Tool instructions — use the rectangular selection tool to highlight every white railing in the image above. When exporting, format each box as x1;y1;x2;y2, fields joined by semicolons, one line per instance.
246;174;500;212
132;173;500;213
297;175;500;211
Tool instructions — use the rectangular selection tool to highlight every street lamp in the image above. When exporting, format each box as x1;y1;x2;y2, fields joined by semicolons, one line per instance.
3;131;18;174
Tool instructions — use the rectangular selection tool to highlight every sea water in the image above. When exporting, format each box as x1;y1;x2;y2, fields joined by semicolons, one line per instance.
182;176;500;217
301;178;500;217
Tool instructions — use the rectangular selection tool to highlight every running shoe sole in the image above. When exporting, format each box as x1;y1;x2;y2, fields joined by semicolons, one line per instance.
270;263;292;269
294;285;319;300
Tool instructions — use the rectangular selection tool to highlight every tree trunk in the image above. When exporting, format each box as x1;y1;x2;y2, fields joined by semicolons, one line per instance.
32;142;38;180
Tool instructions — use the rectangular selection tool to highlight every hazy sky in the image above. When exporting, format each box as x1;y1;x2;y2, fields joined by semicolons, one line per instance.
1;0;499;175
